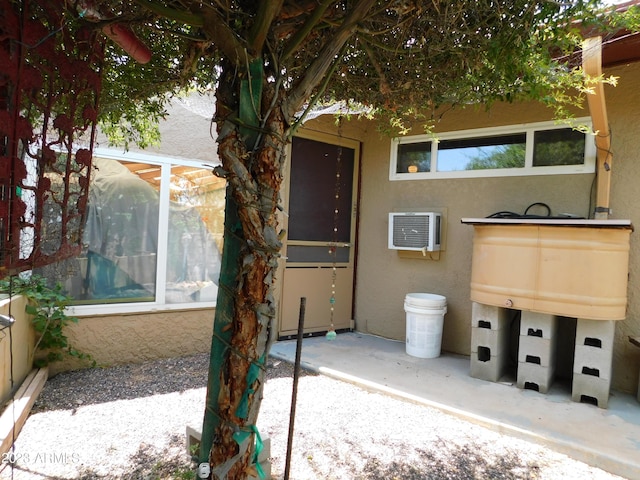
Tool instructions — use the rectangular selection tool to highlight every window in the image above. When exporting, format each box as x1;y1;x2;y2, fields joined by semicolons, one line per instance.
390;119;595;180
437;134;526;172
38;150;225;314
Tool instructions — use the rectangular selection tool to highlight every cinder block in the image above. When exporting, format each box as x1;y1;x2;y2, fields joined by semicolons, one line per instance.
573;344;613;380
572;372;610;408
471;302;511;330
516;361;554;393
249;437;272;479
518;335;556;367
471;326;510;356
187;426;272;478
470;350;508;382
186;426;201;458
575;319;615;349
519;311;558;339
257;436;271;463
248;460;272;480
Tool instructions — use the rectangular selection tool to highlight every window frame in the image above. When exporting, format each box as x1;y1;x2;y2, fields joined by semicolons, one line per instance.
67;148;220;316
389;118;596;181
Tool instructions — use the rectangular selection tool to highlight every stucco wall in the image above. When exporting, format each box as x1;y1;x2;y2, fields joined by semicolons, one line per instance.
52;308;215;375
0;295;35;404
602;62;640;393
353;62;640;394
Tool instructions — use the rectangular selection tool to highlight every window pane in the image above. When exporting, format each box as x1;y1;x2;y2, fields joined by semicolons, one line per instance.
533;129;585;166
437;134;526;171
289;137;354;242
165;165;224;303
397;142;431;173
286;245;350;263
38;158;225;306
50;158;161;304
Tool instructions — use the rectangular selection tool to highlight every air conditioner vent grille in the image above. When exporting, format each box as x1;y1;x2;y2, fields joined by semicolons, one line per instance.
388;212;441;251
392;216;432;249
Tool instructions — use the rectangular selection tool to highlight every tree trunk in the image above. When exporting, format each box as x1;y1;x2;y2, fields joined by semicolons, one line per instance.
198;3;379;475
200;68;287;479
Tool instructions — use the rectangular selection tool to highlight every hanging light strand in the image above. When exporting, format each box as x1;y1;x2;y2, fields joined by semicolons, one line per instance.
327;118;344;341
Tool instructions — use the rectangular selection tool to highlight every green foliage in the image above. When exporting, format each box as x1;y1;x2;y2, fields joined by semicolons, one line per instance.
169;465;196;480
99;100;164;150
465;128;586;170
94;14;220;149
147;462;196;480
466;144;526;171
609;4;640;31
0;275;95;368
82;0;640;145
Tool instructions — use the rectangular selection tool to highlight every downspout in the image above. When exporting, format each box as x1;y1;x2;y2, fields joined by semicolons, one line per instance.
582;36;612;220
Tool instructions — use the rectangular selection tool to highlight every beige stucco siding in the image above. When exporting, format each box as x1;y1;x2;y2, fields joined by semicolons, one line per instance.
52;308;215;375
601;62;640;393
1;295;35;405
356;124;594;350
354;61;640;394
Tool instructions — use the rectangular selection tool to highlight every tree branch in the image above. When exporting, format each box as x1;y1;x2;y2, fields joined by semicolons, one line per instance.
282;0;377;121
249;0;285;54
289;40;349;137
361;37;391;95
281;0;334;61
200;8;250;69
133;0;204;26
279;0;321;20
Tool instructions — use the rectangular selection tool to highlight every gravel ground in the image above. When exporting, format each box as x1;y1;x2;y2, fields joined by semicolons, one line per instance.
0;353;628;480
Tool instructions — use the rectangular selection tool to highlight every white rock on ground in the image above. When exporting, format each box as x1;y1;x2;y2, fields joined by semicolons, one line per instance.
0;354;628;480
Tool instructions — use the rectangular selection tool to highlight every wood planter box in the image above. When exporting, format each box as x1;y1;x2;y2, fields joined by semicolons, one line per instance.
462;219;633;320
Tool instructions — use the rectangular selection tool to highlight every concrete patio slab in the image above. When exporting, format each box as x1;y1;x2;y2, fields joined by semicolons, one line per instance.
270;332;640;480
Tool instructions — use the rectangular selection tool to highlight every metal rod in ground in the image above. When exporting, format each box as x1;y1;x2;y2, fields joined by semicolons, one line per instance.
284;297;306;480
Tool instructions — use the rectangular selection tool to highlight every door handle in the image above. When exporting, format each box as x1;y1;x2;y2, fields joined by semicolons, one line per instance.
325;242;351;248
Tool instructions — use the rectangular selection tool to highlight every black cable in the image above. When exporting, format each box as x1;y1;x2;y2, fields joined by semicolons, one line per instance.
589;174;597;220
485;210;522;219
486;202;585;220
524;202;551;217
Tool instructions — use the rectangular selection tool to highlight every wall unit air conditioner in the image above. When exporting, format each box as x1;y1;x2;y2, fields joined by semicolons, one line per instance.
388;212;442;252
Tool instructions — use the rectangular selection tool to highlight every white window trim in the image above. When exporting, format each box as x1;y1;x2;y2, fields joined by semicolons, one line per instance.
389;118;596;181
67;148;219;316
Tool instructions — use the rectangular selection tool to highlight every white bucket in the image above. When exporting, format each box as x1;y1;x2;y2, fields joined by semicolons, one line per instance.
404;293;447;359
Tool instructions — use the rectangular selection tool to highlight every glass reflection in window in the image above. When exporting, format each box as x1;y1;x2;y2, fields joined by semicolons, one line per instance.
397;142;431;173
75;158;160;303
39;157;225;307
436;134;526;172
164;165;224;303
533;128;585;167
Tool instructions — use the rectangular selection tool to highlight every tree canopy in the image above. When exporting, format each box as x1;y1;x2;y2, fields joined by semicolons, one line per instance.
86;0;631;145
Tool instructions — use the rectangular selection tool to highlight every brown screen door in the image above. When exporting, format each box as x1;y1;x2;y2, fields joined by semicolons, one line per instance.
279;132;359;337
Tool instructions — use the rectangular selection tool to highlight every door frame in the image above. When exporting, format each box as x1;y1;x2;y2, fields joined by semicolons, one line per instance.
277;128;361;338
